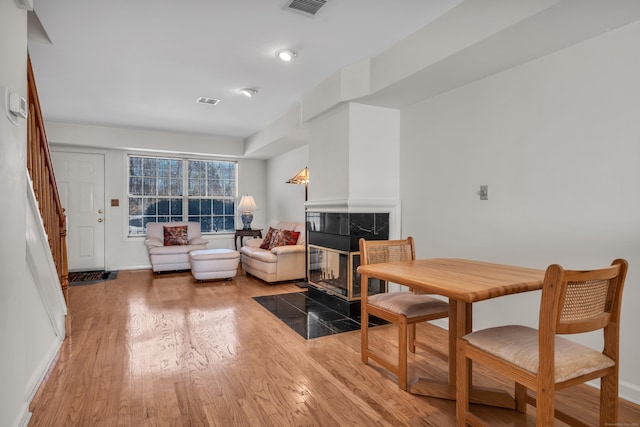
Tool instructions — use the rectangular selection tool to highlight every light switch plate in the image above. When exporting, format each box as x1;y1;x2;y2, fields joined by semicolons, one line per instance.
480;185;488;200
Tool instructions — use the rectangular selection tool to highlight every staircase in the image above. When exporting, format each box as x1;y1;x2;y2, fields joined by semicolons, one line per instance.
25;55;69;332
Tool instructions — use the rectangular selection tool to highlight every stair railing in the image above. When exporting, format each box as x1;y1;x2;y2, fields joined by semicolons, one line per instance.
26;55;69;319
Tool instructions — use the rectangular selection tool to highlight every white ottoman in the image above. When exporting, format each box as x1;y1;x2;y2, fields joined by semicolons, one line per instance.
189;249;240;281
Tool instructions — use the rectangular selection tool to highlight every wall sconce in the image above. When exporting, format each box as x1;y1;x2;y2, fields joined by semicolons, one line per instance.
238;195;258;230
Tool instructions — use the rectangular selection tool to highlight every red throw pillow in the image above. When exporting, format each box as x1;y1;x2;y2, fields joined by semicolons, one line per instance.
163;225;188;246
269;229;300;248
259;227;277;249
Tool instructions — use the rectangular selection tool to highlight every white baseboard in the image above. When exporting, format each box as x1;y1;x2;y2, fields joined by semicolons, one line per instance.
111;264;151;271
24;336;63;403
13;403;31;427
430;318;449;329
583;379;640;406
619;380;640;405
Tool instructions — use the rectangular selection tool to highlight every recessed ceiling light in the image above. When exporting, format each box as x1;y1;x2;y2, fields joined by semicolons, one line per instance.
196;97;220;105
275;49;297;62
239;88;258;98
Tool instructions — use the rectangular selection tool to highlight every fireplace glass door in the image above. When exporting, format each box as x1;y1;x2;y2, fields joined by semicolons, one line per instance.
308;245;386;301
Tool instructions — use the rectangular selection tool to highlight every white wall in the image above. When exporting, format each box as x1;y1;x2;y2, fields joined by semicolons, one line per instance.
266;145;309;224
0;4;29;425
44;121;244;156
24;181;67;406
49;123;266;271
306;102;401;208
400;20;640;401
348;103;400;203
1;3;66;426
308;104;351;205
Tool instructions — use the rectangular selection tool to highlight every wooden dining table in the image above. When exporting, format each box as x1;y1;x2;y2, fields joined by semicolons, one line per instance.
357;258;546;408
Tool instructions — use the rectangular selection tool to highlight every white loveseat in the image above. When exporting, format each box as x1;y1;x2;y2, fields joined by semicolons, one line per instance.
145;222;208;272
240;221;306;283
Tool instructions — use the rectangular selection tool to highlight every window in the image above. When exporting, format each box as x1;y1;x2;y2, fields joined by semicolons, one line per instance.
128;155;237;236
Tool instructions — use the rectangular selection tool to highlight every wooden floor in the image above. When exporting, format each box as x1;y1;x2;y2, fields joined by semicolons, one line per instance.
29;269;640;426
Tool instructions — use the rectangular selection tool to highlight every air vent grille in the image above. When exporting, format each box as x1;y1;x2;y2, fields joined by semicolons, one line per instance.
286;0;326;16
196;97;220;105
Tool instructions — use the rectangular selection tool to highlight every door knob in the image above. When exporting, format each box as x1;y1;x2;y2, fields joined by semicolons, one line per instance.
97;218;104;223
98;209;103;214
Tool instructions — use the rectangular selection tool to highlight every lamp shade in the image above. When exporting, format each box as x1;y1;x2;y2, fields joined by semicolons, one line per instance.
238;195;257;230
286;167;309;185
238;195;257;212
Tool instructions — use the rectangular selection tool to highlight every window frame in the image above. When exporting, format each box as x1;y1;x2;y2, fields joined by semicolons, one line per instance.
127;154;238;236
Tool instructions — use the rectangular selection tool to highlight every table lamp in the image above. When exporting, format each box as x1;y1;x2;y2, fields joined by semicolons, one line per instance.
238;195;257;229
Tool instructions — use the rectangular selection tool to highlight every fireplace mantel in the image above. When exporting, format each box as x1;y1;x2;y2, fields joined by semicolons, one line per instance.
305;198;401;240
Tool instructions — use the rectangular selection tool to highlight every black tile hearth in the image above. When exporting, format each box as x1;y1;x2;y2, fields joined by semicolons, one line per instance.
253;291;384;339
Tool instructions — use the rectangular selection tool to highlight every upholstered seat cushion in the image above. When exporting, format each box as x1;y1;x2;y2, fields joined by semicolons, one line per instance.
368;292;448;318
240;245;278;263
462;325;615;383
148;244;205;255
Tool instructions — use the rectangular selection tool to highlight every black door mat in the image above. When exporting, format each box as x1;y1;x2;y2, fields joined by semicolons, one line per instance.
68;270;118;286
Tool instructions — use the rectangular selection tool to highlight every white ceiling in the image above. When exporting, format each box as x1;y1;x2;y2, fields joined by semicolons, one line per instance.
27;0;462;140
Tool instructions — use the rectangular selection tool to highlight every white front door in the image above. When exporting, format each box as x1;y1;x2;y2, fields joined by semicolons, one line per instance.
51;151;105;271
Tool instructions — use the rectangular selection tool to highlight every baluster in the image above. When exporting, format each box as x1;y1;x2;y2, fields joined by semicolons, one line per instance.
26;55;70;335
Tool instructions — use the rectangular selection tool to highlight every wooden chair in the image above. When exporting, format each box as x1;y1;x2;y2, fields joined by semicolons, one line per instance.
456;259;629;427
359;237;449;390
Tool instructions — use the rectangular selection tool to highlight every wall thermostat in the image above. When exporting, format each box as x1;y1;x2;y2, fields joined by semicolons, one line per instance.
6;89;28;125
9;92;28;118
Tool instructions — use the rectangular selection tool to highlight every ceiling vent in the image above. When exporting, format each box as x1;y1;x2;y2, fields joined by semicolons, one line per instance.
196;97;220;106
285;0;327;16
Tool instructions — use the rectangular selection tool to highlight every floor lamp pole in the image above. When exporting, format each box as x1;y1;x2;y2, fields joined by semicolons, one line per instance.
286;166;309;289
304;182;308;281
297;182;309;288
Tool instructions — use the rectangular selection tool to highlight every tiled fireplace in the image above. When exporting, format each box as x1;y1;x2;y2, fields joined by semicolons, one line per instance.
306;211;390;316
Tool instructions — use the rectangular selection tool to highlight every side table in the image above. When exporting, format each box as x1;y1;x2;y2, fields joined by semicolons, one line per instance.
234;229;263;250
